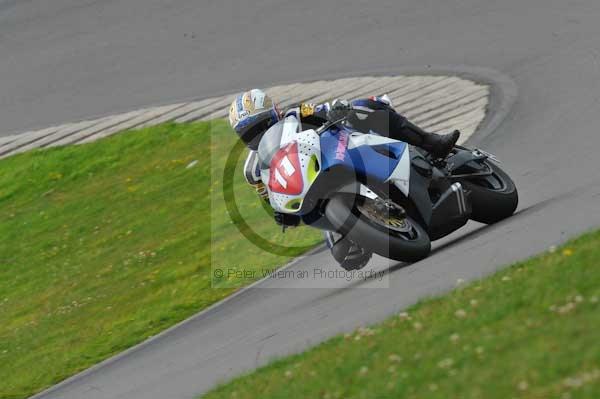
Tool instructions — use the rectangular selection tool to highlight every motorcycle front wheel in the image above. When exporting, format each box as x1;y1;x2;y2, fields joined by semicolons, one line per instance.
324;194;431;262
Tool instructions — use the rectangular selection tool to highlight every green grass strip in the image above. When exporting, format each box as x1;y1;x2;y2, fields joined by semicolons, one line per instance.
0;121;321;398
204;231;600;399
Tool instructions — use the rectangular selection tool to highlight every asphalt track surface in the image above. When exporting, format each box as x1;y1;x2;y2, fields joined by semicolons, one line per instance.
2;0;600;398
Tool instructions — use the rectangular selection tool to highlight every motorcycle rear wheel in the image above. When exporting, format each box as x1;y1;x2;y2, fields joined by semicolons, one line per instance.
459;160;518;224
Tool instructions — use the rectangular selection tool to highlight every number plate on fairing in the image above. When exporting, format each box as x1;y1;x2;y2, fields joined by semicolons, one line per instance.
258;117;323;214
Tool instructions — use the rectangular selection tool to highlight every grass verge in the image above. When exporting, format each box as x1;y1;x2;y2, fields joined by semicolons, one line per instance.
204;230;600;399
0;121;321;398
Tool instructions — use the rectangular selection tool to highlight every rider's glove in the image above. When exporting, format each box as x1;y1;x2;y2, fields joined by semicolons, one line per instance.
327;99;352;122
274;212;301;228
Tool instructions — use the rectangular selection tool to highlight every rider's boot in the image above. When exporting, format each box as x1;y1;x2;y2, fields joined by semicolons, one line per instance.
401;120;460;159
423;130;461;159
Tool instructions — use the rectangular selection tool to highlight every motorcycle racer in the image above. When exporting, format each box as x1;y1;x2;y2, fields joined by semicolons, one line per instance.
228;88;460;269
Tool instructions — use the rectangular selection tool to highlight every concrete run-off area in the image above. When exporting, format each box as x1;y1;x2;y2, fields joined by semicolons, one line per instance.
0;75;489;159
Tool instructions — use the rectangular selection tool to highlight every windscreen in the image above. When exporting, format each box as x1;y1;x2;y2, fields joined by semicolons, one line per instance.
257;120;285;169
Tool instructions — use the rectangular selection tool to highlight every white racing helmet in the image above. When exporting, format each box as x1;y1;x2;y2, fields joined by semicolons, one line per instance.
228;89;280;150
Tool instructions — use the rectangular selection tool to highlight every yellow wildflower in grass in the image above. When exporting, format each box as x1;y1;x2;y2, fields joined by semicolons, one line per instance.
562;248;574;256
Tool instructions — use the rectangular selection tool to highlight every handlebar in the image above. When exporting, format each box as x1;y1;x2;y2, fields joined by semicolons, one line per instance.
315;108;370;135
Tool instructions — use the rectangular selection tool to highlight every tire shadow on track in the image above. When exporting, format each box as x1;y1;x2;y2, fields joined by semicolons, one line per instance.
306;198;559;299
269;190;575;315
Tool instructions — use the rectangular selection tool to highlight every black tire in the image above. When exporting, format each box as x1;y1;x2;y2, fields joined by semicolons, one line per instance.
324;194;431;262
459;161;518;224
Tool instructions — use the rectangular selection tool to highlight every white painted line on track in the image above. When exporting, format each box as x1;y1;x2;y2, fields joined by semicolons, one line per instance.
0;133;22;147
0;75;490;159
0;126;61;156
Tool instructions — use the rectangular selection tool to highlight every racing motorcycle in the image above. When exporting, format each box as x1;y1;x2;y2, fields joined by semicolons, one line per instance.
257;110;518;269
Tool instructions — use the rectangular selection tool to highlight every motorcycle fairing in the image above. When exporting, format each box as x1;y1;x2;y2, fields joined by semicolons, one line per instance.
262;118;412;215
261;117;323;214
319;127;410;195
